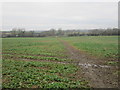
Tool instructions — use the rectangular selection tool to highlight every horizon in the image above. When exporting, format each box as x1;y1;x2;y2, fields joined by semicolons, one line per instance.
1;28;118;32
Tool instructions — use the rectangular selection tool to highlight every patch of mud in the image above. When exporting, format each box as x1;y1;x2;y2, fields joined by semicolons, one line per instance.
78;63;110;68
60;39;118;88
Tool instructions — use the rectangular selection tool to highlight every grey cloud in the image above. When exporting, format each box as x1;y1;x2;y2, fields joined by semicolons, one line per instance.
2;2;118;30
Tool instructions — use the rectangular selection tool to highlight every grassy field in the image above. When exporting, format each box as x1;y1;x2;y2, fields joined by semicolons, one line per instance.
62;36;118;60
2;36;118;88
2;37;88;88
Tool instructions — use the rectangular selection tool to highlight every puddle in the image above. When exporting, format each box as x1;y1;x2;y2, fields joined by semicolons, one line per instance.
78;63;110;68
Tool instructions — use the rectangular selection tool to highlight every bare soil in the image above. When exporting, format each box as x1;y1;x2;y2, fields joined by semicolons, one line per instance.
60;39;118;88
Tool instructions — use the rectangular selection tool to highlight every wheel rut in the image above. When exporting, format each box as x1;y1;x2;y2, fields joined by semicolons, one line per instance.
59;39;118;88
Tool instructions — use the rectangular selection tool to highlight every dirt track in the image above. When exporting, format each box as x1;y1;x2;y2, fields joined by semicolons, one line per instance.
60;39;118;88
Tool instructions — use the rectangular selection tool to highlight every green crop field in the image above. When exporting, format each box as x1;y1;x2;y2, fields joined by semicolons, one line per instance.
2;37;88;88
2;36;118;88
62;36;118;59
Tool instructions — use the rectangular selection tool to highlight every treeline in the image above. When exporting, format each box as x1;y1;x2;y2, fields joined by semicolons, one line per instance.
1;28;119;38
68;28;119;36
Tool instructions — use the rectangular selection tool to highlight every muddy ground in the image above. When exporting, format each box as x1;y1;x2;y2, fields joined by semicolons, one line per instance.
60;39;118;88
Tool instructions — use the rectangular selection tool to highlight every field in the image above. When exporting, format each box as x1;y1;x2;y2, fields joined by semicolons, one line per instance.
62;36;118;59
2;36;118;88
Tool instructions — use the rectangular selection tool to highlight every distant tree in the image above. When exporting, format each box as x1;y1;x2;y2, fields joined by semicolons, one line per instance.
29;31;34;37
17;28;26;37
10;28;26;37
57;28;64;36
11;28;17;37
49;28;56;36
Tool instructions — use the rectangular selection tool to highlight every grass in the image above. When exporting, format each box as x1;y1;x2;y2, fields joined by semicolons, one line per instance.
2;37;67;58
3;59;88;88
2;37;89;88
107;61;118;65
61;36;118;59
2;36;118;88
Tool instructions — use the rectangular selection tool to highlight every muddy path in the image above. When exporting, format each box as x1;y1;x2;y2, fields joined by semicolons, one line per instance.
59;39;118;88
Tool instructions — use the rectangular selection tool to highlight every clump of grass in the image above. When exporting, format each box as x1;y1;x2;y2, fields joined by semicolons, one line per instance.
107;61;118;65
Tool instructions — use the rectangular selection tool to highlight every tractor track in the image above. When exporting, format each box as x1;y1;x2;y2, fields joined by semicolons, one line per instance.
59;39;118;88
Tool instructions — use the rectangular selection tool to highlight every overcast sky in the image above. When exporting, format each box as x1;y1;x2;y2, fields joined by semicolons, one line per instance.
2;2;118;31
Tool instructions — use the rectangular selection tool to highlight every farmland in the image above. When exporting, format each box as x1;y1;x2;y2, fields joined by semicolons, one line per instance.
2;36;118;88
62;36;118;60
